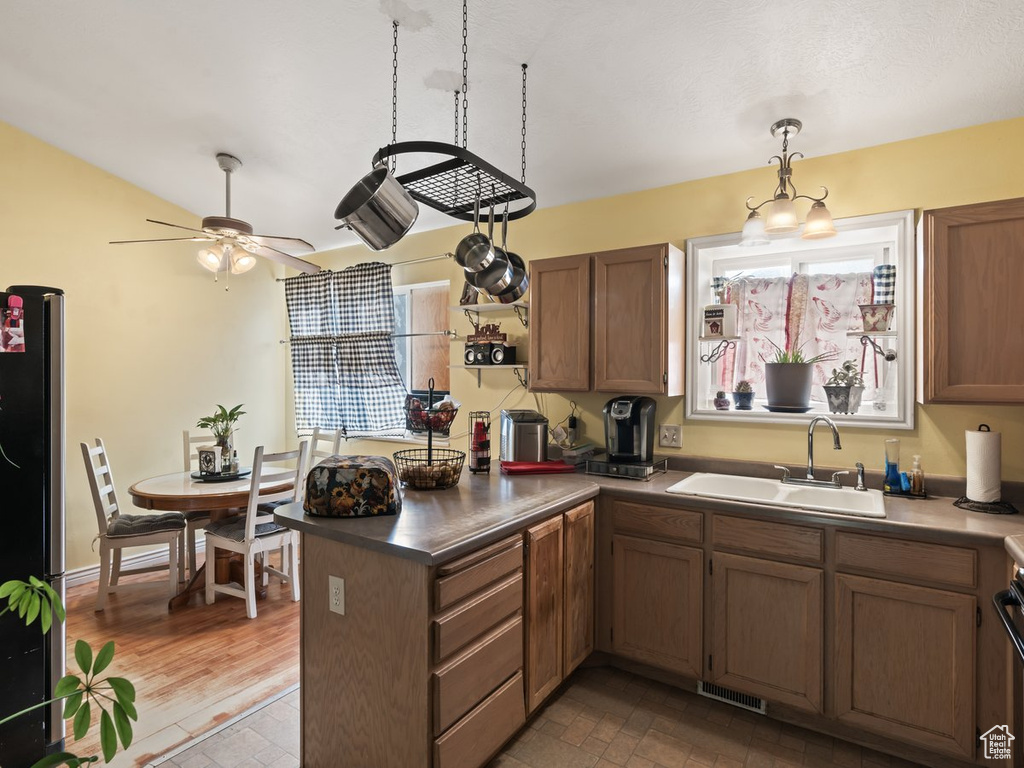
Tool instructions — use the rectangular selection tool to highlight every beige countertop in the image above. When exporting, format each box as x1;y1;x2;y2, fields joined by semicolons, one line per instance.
276;468;1024;566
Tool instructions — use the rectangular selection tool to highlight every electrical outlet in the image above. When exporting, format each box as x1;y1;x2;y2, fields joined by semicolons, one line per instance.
328;575;345;616
659;424;682;448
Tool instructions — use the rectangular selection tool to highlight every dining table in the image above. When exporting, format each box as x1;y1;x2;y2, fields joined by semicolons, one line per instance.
128;468;294;610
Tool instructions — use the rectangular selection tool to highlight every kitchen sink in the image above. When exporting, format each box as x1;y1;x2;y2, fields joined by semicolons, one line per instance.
666;472;886;518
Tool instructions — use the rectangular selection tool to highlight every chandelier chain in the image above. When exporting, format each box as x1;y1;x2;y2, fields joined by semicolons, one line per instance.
461;0;469;148
391;20;399;172
521;64;528;184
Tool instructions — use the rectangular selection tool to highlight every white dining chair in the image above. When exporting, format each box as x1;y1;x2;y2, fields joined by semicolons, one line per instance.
204;441;308;618
81;438;187;612
308;426;343;473
181;429;215;578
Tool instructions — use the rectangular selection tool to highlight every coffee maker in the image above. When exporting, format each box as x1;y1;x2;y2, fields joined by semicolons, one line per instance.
604;396;657;463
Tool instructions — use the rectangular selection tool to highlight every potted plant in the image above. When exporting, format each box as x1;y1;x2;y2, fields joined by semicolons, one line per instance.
0;577;139;766
761;337;836;410
196;403;245;467
731;380;754;410
713;390;731;410
823;359;866;414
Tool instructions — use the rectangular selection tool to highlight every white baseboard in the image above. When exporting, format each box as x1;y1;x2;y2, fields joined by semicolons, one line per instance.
67;541;206;588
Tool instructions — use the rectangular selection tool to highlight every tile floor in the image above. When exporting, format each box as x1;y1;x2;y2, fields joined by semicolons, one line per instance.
151;667;927;768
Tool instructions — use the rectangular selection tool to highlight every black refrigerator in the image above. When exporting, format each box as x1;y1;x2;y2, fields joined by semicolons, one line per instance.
0;286;66;767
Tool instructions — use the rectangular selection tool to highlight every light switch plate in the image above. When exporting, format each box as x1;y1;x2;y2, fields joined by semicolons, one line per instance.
660;424;682;448
328;575;345;616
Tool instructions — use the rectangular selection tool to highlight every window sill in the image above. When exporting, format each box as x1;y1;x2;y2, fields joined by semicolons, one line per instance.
688;400;913;430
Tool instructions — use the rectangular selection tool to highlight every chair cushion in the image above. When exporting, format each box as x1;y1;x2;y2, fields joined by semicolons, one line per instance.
205;516;286;542
107;512;186;537
257;498;294;514
304;455;401;518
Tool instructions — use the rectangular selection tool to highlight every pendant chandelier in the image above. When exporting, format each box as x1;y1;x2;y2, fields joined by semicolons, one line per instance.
740;118;836;246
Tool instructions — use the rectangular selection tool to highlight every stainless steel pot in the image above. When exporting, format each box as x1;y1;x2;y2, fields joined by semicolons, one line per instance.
334;166;418;251
464;247;513;296
454;196;495;272
491;213;528;303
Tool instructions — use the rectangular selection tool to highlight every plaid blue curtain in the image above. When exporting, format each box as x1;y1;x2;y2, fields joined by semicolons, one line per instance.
285;263;406;437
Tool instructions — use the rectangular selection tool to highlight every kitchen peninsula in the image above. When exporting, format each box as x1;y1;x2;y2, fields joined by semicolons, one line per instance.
276;468;1020;768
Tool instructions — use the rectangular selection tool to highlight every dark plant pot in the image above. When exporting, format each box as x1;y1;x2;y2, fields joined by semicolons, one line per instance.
731;391;754;410
713;395;731;411
765;363;813;408
824;385;864;414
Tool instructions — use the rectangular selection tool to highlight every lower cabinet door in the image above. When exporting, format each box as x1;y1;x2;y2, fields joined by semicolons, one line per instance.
434;672;526;768
710;552;823;713
834;573;976;759
563;501;595;676
611;534;702;677
525;515;564;712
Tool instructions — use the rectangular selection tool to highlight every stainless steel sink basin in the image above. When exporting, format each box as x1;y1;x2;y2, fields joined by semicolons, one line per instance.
666;472;886;518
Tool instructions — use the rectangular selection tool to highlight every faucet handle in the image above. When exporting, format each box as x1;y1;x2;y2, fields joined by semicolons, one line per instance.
773;465;791;482
855;462;867;491
831;470;850;487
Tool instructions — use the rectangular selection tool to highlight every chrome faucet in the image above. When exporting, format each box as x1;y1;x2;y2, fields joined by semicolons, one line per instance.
774;416;845;488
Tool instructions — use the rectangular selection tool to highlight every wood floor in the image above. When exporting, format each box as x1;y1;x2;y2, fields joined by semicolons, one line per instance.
63;560;299;767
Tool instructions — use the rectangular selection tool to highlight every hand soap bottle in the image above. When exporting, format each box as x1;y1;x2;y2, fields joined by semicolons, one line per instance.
910;454;925;496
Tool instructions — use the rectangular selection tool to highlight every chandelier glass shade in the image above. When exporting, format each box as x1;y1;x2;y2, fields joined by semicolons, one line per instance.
740;118;836;245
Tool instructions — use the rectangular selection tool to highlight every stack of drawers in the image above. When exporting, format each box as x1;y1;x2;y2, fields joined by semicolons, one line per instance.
431;534;527;768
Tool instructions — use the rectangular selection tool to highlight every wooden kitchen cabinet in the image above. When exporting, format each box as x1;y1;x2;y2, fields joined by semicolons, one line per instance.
529;243;684;395
524;514;564;712
611;534;702;677
528;254;591;391
563;500;595;677
834;573;976;759
709;552;823;714
922;196;1024;402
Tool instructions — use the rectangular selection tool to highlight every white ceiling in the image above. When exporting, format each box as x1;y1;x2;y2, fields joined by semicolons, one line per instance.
2;0;1023;254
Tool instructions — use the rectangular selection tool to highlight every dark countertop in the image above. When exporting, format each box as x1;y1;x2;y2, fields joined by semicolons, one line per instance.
276;468;1024;566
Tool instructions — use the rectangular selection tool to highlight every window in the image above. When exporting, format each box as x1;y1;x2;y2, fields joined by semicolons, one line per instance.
685;210;915;429
392;280;450;391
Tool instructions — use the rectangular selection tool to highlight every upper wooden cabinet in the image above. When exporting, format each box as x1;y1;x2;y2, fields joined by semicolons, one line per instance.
528;254;591;391
529;243;684;395
922;197;1024;402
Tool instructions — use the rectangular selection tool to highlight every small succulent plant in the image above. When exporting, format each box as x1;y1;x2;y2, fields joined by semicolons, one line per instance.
734;380;753;393
826;360;865;387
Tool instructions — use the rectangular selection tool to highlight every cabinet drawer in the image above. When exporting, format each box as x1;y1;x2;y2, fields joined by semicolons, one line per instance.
610;499;703;545
435;536;523;612
713;515;823;563
433;615;523;736
434;573;522;662
835;532;976;589
434;671;526;768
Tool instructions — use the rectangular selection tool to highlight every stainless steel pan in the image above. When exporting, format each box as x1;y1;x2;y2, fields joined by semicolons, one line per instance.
454;196;495;272
491;212;528;303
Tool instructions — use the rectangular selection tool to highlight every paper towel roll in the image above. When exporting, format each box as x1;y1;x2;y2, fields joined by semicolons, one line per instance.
966;425;1001;502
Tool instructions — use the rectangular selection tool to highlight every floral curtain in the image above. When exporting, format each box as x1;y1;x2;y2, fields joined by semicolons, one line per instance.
716;272;876;400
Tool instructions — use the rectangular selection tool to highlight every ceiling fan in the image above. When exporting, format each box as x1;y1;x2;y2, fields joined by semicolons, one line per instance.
110;153;321;275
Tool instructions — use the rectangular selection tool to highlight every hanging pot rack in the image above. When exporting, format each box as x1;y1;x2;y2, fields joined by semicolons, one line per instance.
366;1;535;225
370;141;536;221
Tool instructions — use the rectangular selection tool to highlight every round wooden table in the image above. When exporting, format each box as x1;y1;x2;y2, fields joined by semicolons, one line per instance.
128;469;293;609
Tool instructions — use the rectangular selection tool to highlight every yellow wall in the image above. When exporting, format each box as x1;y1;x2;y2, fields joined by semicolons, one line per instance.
320;117;1024;483
0;122;290;571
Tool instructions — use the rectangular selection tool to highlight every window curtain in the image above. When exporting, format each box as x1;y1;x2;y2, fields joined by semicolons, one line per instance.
285;263;406;437
717;272;876;400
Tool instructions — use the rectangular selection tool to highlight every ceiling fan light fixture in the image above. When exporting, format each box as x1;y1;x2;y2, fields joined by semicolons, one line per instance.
229;248;258;274
197;245;226;272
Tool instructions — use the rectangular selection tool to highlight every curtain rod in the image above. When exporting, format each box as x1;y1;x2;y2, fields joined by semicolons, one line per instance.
276;252;453;281
280;329;459;344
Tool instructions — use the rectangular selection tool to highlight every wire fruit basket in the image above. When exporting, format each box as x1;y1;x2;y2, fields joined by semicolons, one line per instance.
405;396;458;436
393;448;465;490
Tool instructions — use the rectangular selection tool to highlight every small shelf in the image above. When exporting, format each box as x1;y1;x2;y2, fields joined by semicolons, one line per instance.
847;330;896;337
453;300;529;328
449;364;529;388
698;335;740;343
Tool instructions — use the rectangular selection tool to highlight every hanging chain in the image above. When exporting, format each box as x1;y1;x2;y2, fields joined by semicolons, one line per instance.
454;90;460;145
461;0;469;148
390;20;399;172
520;63;528;184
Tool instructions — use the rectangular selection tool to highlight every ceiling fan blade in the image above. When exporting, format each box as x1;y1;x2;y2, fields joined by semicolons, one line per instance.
109;236;214;244
254;244;321;274
248;233;315;253
145;218;211;235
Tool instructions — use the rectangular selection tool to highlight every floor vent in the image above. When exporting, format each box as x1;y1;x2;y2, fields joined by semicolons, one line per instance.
697;682;767;714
